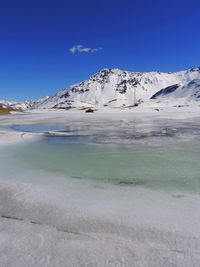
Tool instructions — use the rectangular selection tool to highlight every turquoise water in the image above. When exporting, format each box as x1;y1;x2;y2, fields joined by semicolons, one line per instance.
3;136;200;193
12;124;71;133
1;119;200;194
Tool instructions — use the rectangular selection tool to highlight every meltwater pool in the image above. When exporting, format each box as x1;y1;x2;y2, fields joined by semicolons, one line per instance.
1;126;200;193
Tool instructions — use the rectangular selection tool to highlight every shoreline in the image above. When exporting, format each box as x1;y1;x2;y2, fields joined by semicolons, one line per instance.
0;106;200;146
0;130;39;146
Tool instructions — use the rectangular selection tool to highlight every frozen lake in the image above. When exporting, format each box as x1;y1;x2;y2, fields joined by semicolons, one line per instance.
1;110;200;266
6;115;200;194
2;134;200;194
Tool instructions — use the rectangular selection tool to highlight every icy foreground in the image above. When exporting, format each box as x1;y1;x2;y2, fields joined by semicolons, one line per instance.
1;109;200;266
0;181;200;267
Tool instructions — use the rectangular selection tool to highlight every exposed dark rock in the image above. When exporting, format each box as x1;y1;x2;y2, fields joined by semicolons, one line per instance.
61;91;70;98
151;84;180;99
71;87;89;94
85;108;94;113
190;67;200;72
108;99;117;103
117;80;127;94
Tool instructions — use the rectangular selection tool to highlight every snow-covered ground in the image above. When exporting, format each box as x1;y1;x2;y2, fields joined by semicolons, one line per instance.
1;108;200;266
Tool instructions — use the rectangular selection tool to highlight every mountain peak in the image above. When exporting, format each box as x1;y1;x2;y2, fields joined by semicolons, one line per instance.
189;67;200;72
93;68;124;76
34;67;200;110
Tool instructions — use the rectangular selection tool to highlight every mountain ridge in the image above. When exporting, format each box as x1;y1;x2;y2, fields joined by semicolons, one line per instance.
33;67;200;109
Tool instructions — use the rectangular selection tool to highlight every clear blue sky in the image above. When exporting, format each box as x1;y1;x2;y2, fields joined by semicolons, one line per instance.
0;0;200;101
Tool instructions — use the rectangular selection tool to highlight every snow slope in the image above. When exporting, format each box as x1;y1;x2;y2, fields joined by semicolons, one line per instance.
0;100;31;110
34;67;200;109
151;79;200;101
0;96;49;110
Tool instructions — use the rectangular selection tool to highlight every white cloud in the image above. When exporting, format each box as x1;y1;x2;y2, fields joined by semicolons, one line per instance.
69;45;103;54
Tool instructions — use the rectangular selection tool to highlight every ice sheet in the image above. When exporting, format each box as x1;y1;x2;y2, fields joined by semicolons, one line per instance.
1;109;200;266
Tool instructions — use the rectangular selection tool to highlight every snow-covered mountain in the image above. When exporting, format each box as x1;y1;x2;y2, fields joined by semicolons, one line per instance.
0;100;33;110
34;67;200;109
151;79;200;101
0;96;49;111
